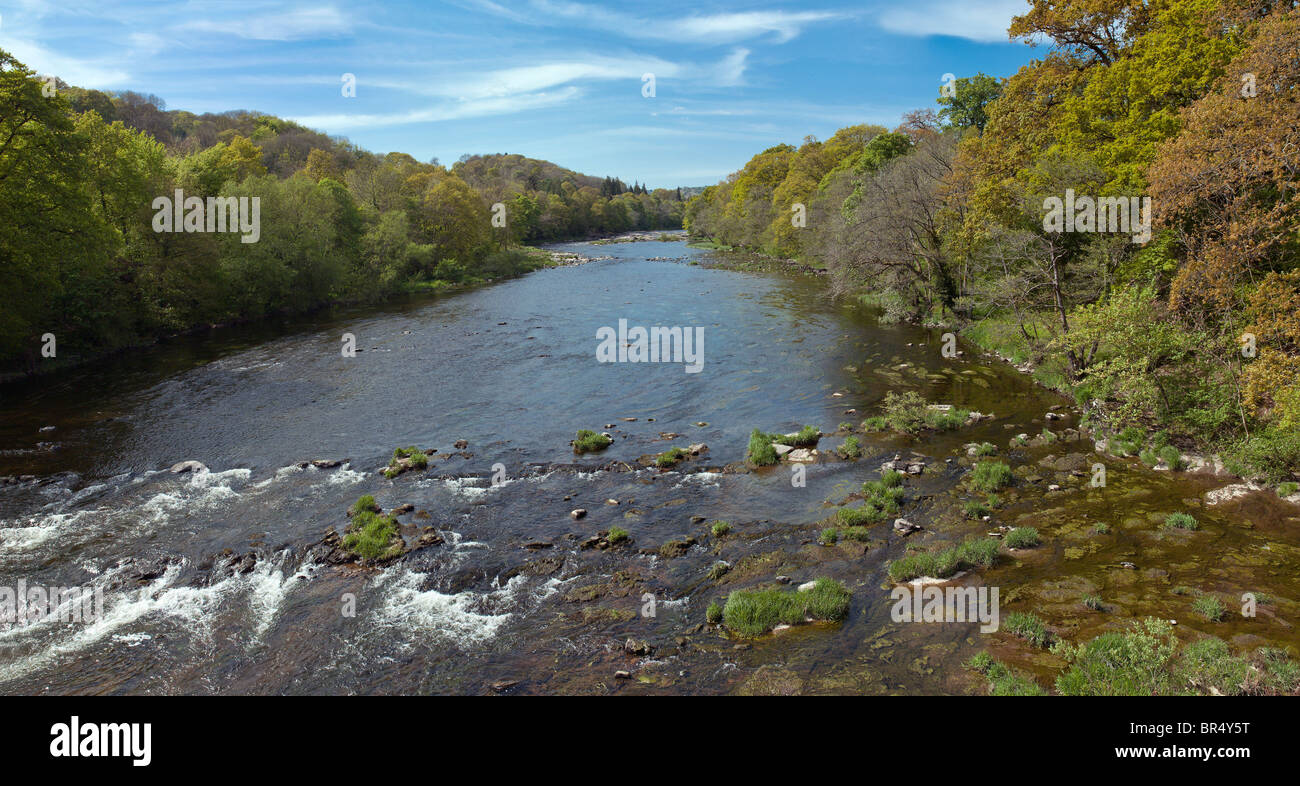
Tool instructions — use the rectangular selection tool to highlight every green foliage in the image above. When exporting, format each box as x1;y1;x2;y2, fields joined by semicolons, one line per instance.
721;578;850;637
970;461;1013;492
606;526;629;544
706;601;724;625
655;447;688;468
342;510;402;561
746;429;779;466
1004;527;1040;549
1192;594;1226;622
711;521;732;538
967;652;1046;696
1054;618;1180;696
887;537;1000;582
974;442;998;457
1162;512;1198;531
773;425;820;447
836;505;883;526
573;429;612;454
1082;594;1104;611
837;435;862;459
819;527;839;545
1004;611;1051;648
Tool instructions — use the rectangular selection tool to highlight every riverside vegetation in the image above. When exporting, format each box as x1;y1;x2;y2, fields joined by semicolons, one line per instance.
684;1;1300;485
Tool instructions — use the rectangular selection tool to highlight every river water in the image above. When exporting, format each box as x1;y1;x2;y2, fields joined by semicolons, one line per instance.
1;238;1296;694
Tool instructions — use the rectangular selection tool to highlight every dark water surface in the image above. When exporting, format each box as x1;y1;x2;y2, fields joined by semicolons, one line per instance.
1;239;1296;694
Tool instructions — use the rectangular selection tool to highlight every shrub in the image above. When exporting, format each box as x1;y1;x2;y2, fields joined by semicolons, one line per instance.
1162;512;1198;531
837;505;882;526
1159;444;1183;470
819;527;838;545
861;416;888;431
1054;618;1179;696
573;429;612;454
970;460;1013;491
966;653;1046;696
656;447;688;468
721;578;850;637
1004;611;1051;648
841;526;872;542
774;425;820;447
1192;594;1226;622
746;429;779;466
1004;527;1041;549
1177;638;1250;695
837;435;862;459
880;468;904;487
881;391;930;433
342;510;401;560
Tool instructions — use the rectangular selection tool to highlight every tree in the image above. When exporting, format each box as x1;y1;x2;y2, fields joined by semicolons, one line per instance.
936;73;1003;132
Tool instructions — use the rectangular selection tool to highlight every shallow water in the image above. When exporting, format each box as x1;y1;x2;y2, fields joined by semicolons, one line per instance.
1;238;1296;694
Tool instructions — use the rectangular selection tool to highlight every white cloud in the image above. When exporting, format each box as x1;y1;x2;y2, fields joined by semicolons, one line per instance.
525;1;841;44
876;0;1023;43
181;6;350;41
289;87;582;130
3;38;129;87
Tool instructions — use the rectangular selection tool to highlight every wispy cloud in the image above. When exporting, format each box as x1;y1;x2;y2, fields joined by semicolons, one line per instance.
289;87;582;130
180;6;351;41
3;38;130;87
493;1;843;44
876;0;1022;44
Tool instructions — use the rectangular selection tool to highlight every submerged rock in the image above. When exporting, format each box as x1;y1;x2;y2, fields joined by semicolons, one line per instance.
169;460;207;474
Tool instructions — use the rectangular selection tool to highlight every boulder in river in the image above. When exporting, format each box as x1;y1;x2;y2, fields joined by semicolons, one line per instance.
169;460;207;474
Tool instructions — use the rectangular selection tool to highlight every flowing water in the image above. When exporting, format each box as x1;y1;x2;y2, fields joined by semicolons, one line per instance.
1;237;1297;694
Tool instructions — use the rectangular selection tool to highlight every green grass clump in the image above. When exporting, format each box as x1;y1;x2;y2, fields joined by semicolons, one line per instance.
349;494;379;517
861;478;905;512
840;526;871;542
1054;618;1178;696
837;505;883;526
710;520;732;538
837;435;862;459
1192;594;1226;622
963;500;991;519
966;652;1046;696
773;425;820;447
606;526;629;544
1082;594;1104;611
1139;448;1161;468
819;527;839;545
837;421;854;432
880;468;904;487
974;442;998;457
970;460;1013;492
746;428;779;466
887;537;1000;582
384;446;429;478
860;416;888;431
342;510;402;561
721;578;850;637
1162;512;1198;531
1278;481;1299;497
706;601;724;625
1004;611;1051;648
879;391;969;434
1092;522;1111;534
1004;527;1041;549
656;447;688;468
573;429;612;454
1159;445;1183;470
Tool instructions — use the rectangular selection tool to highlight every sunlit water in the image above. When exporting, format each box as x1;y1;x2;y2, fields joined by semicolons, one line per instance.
1;238;1295;694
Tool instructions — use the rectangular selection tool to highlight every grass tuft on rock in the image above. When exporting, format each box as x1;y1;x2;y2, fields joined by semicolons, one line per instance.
721;578;850;637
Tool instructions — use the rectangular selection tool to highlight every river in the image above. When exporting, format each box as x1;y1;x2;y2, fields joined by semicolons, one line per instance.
1;236;1296;694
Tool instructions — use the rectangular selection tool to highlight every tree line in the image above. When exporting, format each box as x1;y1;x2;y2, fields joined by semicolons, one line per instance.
0;51;684;372
685;0;1299;481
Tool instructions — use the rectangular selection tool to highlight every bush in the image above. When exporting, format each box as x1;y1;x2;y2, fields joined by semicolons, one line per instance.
888;537;1000;582
970;460;1013;491
656;447;688;468
1004;527;1040;549
706;601;724;625
967;653;1046;696
1054;618;1179;696
773;425;820;447
841;526;871;542
837;505;882;526
746;429;779;466
573;429;612;454
1162;512;1198;531
879;392;969;433
1004;611;1051;648
837;435;862;459
1159;444;1183;470
721;578;850;637
861;416;888;431
342;510;402;560
1192;594;1226;622
819;527;838;545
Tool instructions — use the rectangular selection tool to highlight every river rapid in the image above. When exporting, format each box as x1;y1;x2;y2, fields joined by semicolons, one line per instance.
1;237;1296;694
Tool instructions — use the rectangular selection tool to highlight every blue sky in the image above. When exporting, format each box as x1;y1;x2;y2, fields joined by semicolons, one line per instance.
1;0;1042;187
